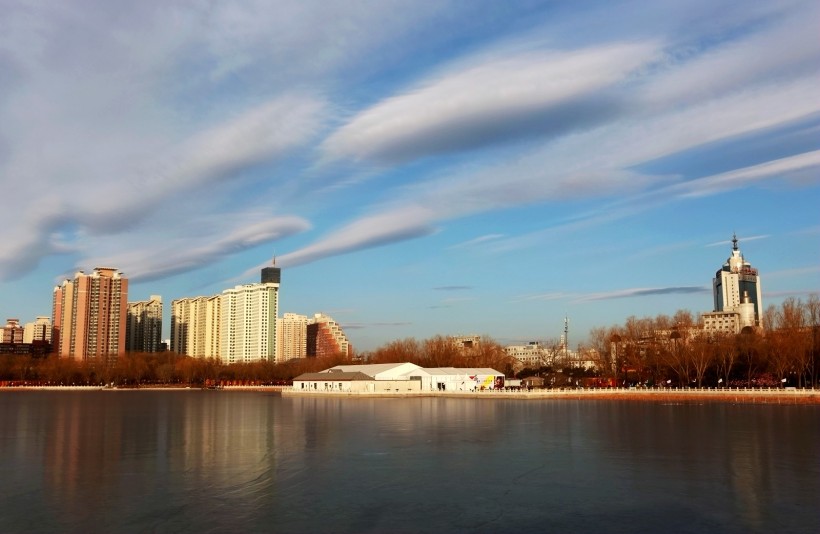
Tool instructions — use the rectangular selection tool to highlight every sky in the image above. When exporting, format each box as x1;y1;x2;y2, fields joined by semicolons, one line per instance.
1;0;819;352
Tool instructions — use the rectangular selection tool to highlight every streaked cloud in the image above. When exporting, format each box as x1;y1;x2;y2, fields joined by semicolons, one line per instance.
322;42;660;164
433;286;473;291
575;286;711;302
706;235;770;248
257;205;438;271
450;234;505;249
1;0;818;350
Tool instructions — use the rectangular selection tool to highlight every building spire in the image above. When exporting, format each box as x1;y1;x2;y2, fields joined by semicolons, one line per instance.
732;232;738;252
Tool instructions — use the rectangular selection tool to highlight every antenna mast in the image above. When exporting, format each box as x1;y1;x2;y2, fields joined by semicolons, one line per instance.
564;316;569;366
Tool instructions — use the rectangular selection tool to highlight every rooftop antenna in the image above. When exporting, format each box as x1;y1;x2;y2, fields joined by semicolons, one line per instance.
564;315;569;365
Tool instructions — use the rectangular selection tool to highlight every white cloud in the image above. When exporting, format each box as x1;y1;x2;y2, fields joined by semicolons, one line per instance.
645;2;820;108
249;205;438;273
449;234;506;249
83;215;310;282
574;286;710;302
672;150;820;199
321;42;661;163
0;91;325;281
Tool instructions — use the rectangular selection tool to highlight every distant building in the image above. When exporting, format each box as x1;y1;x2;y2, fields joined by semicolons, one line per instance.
700;310;741;335
450;335;481;350
53;267;128;363
505;342;548;367
292;363;505;393
306;313;350;358
706;235;763;333
23;316;51;344
126;295;163;352
278;313;307;362
2;319;24;344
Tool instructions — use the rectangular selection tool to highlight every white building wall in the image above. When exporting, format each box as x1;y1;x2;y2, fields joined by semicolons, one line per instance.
278;313;307;362
220;283;278;364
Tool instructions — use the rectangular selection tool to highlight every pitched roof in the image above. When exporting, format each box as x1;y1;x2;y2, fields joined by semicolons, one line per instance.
293;372;373;381
325;362;422;378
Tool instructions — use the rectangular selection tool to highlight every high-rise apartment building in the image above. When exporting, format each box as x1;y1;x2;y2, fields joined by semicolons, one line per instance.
171;267;280;363
306;313;350;358
126;295;163;353
712;235;762;330
277;313;307;362
171;295;220;359
220;280;279;364
53;267;128;362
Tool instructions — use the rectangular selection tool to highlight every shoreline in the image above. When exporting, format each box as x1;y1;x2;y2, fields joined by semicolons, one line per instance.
3;386;819;404
282;388;820;404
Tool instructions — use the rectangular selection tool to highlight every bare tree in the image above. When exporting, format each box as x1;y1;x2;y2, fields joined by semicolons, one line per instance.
689;333;714;387
713;332;738;387
807;294;820;388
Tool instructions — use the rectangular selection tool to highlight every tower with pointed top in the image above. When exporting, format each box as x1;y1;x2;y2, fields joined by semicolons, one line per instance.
712;234;763;329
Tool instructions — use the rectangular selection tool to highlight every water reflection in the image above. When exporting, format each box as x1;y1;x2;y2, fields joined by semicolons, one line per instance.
0;392;817;534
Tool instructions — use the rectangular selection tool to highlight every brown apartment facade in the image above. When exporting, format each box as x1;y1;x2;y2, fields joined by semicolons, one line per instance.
53;267;128;363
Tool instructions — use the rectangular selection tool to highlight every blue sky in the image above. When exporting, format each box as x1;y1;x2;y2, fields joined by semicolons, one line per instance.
1;0;818;352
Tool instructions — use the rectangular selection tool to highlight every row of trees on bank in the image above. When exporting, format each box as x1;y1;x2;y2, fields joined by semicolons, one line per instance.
0;351;352;387
0;335;517;387
2;296;817;388
586;296;820;388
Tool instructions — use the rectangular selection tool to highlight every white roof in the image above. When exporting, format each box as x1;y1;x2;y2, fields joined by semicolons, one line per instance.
322;363;503;379
325;362;422;379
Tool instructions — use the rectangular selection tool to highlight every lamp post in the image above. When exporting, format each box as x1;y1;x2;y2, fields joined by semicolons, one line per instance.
610;333;621;388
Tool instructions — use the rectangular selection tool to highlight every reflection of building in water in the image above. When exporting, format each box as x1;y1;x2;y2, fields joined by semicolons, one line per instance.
726;412;773;531
42;394;124;517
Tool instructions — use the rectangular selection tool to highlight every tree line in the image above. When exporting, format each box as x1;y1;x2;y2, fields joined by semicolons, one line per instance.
2;296;817;388
586;296;820;388
0;334;517;387
0;351;352;387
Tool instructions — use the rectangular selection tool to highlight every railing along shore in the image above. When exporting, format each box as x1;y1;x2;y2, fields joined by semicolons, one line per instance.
280;386;820;404
3;384;819;403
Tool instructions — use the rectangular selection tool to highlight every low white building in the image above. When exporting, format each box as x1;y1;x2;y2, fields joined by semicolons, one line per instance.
403;367;505;391
293;372;421;393
293;363;506;393
324;362;422;380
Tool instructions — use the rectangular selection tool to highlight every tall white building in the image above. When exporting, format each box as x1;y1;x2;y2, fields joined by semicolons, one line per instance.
278;313;307;362
220;282;279;364
171;296;220;359
712;234;763;331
